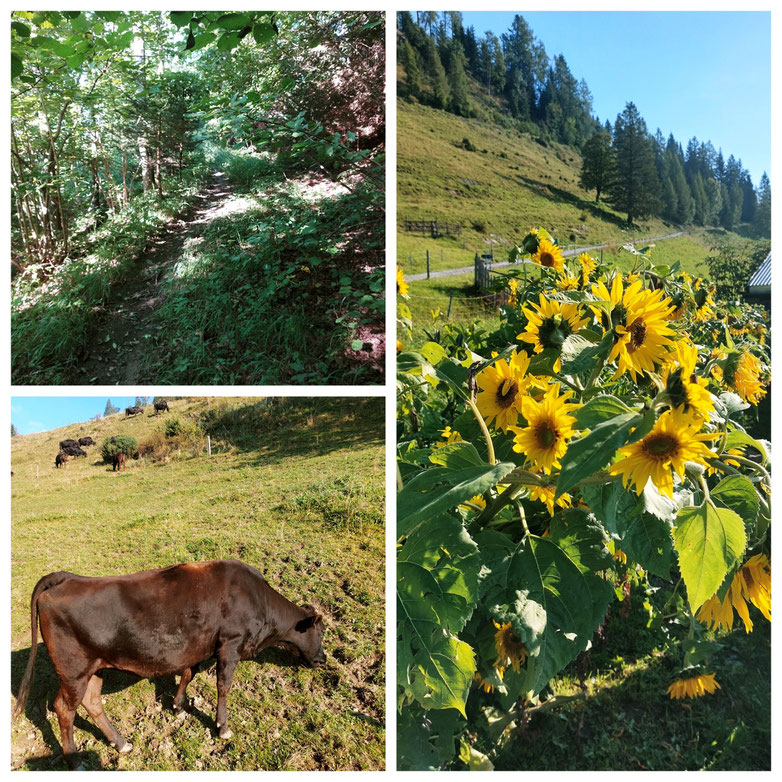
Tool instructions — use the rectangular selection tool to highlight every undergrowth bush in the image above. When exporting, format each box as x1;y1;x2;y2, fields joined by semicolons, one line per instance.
100;435;137;463
11;176;208;384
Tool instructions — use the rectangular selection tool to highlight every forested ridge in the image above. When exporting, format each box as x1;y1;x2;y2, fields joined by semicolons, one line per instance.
12;10;385;385
398;11;770;233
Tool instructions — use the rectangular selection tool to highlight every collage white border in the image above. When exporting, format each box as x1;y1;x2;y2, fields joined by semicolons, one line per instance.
3;1;779;777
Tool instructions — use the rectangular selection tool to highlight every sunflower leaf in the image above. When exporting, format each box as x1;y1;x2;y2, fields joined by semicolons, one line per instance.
555;412;641;498
710;474;759;539
673;501;746;613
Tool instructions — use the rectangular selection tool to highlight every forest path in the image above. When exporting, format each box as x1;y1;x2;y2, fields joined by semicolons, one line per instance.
70;172;235;385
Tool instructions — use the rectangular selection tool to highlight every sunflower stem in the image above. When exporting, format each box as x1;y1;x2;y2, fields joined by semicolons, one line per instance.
476;484;525;527
725;453;771;482
466;397;496;465
696;471;711;503
396;462;404;491
584;355;606;391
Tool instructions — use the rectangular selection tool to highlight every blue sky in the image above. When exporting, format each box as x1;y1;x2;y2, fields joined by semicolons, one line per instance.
464;11;770;186
11;397;148;435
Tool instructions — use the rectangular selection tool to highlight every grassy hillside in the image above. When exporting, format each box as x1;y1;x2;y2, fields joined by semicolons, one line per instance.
11;397;384;771
398;99;680;274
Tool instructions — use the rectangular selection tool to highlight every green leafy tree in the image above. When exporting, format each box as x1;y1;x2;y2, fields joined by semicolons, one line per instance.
579;132;614;204
608;102;662;224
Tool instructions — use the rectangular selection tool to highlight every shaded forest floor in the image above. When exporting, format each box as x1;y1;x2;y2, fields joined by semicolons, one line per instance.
70;173;235;384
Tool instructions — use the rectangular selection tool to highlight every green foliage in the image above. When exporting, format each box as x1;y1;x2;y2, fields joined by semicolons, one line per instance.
705;237;770;300
100;434;137;462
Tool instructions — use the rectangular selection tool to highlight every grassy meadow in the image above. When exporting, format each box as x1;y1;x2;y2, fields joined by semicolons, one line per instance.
11;397;385;771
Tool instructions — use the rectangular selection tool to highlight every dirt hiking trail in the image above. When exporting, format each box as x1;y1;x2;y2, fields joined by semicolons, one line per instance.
70;172;233;385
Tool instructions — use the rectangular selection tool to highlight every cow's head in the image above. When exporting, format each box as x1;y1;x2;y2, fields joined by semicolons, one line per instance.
283;606;326;667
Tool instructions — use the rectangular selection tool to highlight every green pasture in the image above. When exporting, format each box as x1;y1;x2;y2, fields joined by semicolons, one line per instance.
11;397;385;771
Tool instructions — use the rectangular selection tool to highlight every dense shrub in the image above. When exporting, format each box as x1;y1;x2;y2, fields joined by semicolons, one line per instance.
100;435;137;463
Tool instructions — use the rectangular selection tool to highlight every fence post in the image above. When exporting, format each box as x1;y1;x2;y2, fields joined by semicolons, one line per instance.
408;251;413;269
447;293;453;320
207;436;211;456
441;248;444;267
426;250;430;279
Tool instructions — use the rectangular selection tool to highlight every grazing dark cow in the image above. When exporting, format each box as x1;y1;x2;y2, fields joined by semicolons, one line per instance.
153;400;170;415
59;439;79;451
112;452;126;471
78;437;95;447
55;453;68;469
14;560;325;763
125;406;143;418
62;446;87;459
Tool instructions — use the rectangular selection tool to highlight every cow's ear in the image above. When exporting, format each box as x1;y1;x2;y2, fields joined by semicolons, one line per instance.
295;613;322;633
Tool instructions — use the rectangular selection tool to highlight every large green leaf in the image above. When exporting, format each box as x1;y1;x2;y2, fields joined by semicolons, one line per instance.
555;412;641;498
710;474;759;539
673;502;746;612
560;332;612;376
398;622;475;716
574;394;635;430
398;461;516;538
11;53;23;80
398;515;480;634
428;441;484;470
621;512;674;579
397;705;462;770
548;508;612;573
478;530;613;696
723;430;768;463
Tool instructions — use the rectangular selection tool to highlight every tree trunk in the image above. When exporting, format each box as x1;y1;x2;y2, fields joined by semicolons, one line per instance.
139;136;153;193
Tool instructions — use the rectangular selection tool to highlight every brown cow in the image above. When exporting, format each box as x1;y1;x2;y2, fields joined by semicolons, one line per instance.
112;452;126;471
55;452;68;469
13;560;325;764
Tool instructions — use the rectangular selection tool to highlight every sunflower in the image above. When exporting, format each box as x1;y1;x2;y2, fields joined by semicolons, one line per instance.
508;384;579;474
433;426;463;448
460;494;487;512
667;672;720;700
397;266;409;297
577;252;597;280
660;341;714;421
609;407;717;498
727;352;767;405
493;621;528;673
531;236;565;273
517;295;589;369
556;270;581;291
528;482;571;516
473;671;496;694
693;278;716;321
396;339;404;353
475;350;533;431
592;277;676;381
697;553;770;633
507;278;519;307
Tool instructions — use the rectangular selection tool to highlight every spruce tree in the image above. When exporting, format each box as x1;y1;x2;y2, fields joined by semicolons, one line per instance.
753;173;771;237
608;103;662;224
422;35;449;110
444;39;471;117
104;399;120;416
579;132;614;203
399;38;423;99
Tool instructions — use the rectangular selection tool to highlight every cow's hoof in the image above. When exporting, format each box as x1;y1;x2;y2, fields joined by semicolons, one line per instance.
119;741;133;754
175;708;188;722
218;727;233;740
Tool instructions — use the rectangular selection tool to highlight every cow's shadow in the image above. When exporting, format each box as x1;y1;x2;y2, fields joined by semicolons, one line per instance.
10;644;301;769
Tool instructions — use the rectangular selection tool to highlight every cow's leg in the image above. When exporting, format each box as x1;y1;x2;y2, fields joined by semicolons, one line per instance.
172;667;193;717
81;674;132;754
53;676;93;766
215;655;238;739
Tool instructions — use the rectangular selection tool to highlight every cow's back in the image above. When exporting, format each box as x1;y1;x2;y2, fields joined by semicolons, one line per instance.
37;561;268;678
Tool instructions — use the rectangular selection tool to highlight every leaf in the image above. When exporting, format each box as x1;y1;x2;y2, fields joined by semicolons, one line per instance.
169;11;193;28
673;502;746;612
190;32;216;50
419;341;446;366
574;395;635;430
398;462;516;538
710;474;759;538
428;441;484;470
216;32;241;51
11;53;23;80
621;512;674;579
478;530;613;696
556;412;641;498
548;508;612;573
718;391;750;415
723;430;768;463
95;11;122;22
398;515;480;634
252;22;276;44
350;339;364;351
559;332;611;376
215;13;252;30
459;741;494;771
11;22;31;37
185;29;195;50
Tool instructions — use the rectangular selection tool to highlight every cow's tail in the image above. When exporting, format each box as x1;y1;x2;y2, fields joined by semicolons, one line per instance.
14;572;70;719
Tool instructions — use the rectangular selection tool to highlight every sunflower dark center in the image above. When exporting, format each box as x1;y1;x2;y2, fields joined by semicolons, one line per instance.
538;315;573;349
627;318;647;352
535;421;557;448
539;251;556;267
643;433;679;459
495;378;519;409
